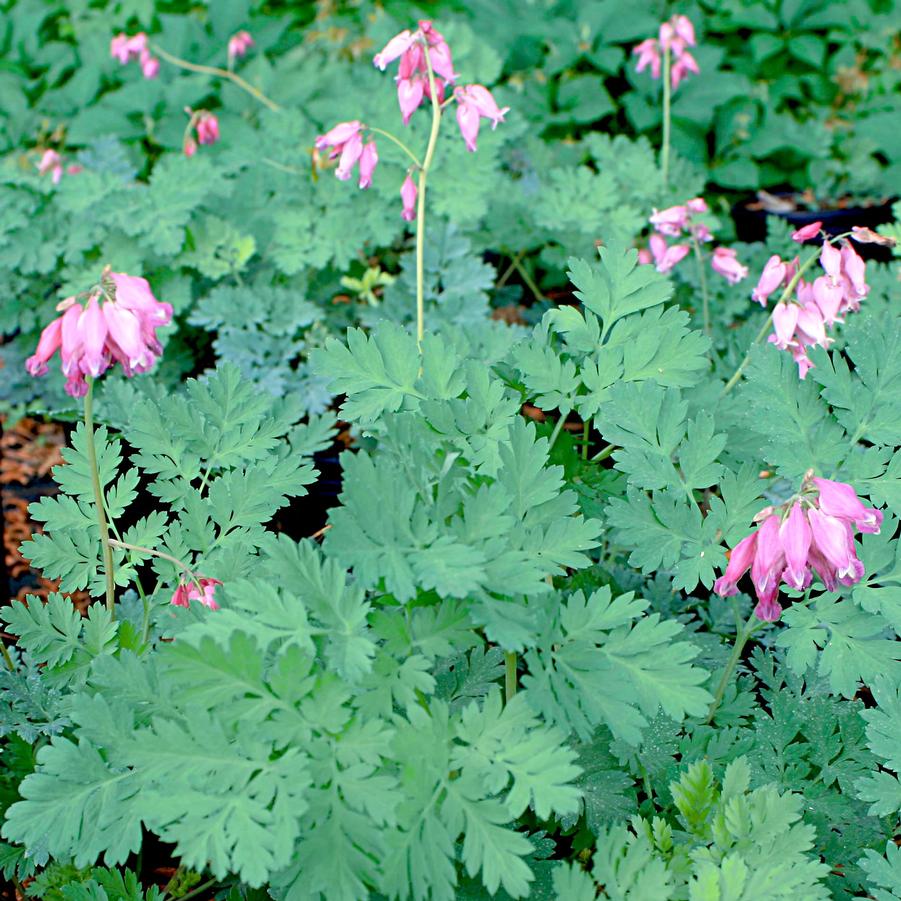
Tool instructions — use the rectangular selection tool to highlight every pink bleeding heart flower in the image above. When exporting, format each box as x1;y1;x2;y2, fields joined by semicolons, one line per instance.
637;248;653;266
812;478;882;534
357;140;378;189
183;135;198;157
714;471;876;619
25;315;65;377
37;149;63;184
686;197;708;213
840;242;869;299
633;38;661;79
807;508;864;586
751;255;787;306
228;30;254;62
335;131;363;181
671;14;697;46
670;51;699;89
139;49;159;79
811;276;844;326
820;241;843;283
792;221;822;242
649;205;688;236
794;303;829;349
373;29;417;70
314;120;362;152
713;532;757;597
710;247;748;284
649;233;689;273
110;32;148;64
780;502;812;590
397;77;425;125
400;174;418;221
453;85;509;151
196;112;219;145
25;270;170;394
769;301;799;350
171;577;222;611
455;92;481;152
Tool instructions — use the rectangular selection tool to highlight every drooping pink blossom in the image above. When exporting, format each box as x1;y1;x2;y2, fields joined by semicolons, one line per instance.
770;301;799;350
110;32;147;64
791;221;822;242
840;242;868;300
820;241;843;283
171;577;222;611
670;51;699;89
315;121;371;183
714;472;879;620
633;15;699;87
358;141;379;189
373;29;416;70
400;174;418;221
195;112;219;145
455;93;481;152
710;247;748;284
751;255;787;305
649;233;689;273
632;38;661;79
686;197;708;214
25;270;171;395
228;30;254;62
335;131;363;180
314;120;363;151
37;149;63;184
183;135;198;157
811;478;882;534
649;205;688;236
140;50;159;79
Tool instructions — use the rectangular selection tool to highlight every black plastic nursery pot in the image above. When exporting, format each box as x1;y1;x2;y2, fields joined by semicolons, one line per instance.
731;191;896;261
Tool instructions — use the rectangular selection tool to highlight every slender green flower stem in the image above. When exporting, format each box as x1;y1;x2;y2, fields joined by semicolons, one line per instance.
705;612;762;724
177;878;219;901
108;539;194;577
719;246;825;396
691;232;711;339
546;414;568;451
581;421;590;461
661;45;672;188
504;652;518;703
415;45;444;348
151;44;282;112
366;126;422;169
512;255;547;303
591;443;615;463
0;642;14;671
84;379;116;616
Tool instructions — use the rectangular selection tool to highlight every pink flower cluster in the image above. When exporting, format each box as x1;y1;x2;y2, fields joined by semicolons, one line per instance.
228;30;254;63
639;198;748;283
715;473;882;621
315;23;506;220
110;32;159;79
372;21;509;151
183;110;220;157
751;225;870;377
314;122;379;187
171;576;222;611
36;150;82;185
26;271;172;397
633;15;699;88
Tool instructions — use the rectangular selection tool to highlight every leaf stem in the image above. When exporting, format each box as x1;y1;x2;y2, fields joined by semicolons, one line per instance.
661;45;671;188
366;126;422;169
581;420;590;461
691;231;711;339
719;246;824;396
590;443;615;463
415;42;443;349
108;539;194;576
511;255;547;303
150;44;282;112
546;414;568;451
504;651;517;703
705;611;762;724
0;642;14;671
84;378;116;616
